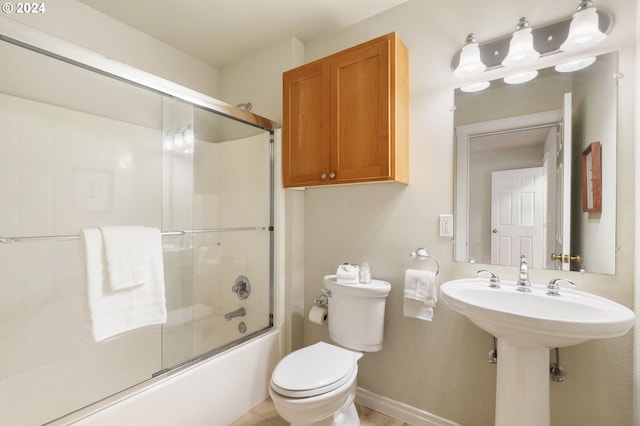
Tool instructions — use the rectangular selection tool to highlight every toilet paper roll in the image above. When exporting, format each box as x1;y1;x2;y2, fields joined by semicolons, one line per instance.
308;306;328;325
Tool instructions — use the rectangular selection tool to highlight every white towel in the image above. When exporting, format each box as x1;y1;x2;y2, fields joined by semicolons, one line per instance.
403;268;437;321
100;225;151;290
82;227;167;343
336;264;359;284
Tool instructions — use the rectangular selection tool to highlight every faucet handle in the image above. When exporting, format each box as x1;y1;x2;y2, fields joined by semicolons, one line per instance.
546;278;576;296
477;269;501;288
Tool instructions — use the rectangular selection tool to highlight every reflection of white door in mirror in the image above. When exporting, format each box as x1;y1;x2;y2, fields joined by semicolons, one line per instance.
490;167;544;268
455;110;561;266
555;93;572;271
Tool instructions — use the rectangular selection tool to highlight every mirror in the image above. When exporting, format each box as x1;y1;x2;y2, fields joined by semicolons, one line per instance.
454;52;617;275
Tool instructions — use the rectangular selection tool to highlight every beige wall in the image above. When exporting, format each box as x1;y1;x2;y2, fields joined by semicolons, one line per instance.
220;35;304;125
5;0;220;97
298;1;636;425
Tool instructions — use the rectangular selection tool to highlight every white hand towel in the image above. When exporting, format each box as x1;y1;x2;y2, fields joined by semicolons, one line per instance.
403;268;437;321
100;225;152;290
336;264;359;284
82;227;167;343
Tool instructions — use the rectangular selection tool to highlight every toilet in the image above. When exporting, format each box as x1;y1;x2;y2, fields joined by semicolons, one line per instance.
269;275;392;426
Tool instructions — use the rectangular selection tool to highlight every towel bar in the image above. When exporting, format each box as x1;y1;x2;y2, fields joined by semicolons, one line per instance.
404;248;440;276
0;227;268;244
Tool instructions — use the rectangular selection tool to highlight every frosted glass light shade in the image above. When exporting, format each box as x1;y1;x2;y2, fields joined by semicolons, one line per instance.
554;56;596;72
460;81;490;93
502;27;540;67
560;7;606;51
454;37;486;77
504;70;538;85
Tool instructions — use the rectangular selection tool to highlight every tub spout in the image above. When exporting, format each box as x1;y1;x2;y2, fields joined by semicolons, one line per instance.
224;307;246;321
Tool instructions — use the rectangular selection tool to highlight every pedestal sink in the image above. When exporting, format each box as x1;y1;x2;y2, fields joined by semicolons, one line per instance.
440;278;635;426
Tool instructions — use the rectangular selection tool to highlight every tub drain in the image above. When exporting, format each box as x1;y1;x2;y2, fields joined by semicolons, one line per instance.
238;321;247;334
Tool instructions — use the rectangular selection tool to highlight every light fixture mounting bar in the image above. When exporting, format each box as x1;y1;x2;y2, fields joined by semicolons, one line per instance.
451;10;611;71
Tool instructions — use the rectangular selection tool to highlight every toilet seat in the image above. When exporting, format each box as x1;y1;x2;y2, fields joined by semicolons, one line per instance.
270;342;359;398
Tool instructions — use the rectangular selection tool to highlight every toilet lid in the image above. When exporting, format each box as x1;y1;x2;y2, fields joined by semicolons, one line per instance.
271;342;358;398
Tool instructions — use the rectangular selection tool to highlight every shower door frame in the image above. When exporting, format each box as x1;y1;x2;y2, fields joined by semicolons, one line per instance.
0;15;277;424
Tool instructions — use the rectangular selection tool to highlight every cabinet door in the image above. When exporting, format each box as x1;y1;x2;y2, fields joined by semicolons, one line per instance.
331;37;390;183
282;61;330;187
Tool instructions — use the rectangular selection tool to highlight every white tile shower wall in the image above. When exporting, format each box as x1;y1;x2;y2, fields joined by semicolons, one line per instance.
194;134;270;229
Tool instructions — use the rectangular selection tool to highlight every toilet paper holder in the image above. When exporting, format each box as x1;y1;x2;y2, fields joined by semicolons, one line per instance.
313;288;331;308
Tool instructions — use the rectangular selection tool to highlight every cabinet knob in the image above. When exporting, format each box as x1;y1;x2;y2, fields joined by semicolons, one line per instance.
320;173;327;179
329;172;336;179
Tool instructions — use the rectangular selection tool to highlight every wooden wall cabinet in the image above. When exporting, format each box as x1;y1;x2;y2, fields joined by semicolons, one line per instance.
282;32;409;188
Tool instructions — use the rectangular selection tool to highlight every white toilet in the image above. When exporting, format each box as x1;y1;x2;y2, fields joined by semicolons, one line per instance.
269;275;391;426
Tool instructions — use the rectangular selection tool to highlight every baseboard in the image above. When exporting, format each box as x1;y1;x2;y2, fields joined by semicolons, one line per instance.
355;387;462;426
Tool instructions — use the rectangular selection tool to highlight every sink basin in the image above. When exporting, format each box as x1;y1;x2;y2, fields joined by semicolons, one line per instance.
440;278;635;349
440;278;635;426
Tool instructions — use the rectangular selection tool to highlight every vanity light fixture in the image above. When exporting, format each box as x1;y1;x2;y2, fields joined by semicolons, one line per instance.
502;17;540;68
560;0;607;52
451;0;611;89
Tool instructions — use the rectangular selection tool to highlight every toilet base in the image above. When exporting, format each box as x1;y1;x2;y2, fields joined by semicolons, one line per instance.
332;400;359;426
270;374;360;426
290;400;359;426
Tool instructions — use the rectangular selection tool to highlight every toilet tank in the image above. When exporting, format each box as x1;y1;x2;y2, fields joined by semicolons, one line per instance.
323;275;391;352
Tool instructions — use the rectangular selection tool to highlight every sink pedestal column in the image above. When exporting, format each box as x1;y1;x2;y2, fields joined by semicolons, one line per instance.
495;340;550;426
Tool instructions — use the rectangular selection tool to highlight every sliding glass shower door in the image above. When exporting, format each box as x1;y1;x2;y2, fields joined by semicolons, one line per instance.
0;30;274;426
161;98;273;370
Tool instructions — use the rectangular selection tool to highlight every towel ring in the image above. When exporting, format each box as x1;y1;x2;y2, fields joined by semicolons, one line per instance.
405;248;440;276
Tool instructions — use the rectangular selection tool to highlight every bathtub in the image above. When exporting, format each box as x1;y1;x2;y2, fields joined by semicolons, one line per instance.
67;330;279;426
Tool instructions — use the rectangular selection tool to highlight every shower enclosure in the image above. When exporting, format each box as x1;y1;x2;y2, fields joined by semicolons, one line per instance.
0;20;275;426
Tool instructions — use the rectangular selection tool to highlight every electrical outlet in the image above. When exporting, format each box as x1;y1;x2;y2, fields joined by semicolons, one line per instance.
439;214;454;237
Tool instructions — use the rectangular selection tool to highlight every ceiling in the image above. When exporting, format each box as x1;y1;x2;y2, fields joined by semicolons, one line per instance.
78;0;411;68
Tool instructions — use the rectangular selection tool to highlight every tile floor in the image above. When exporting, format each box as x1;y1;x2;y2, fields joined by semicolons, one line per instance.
230;398;410;425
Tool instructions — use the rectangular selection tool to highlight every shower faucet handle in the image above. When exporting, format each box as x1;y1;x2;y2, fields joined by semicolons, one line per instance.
232;275;251;299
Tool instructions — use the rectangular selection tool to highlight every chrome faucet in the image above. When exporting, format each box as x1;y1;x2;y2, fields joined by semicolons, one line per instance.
517;255;531;292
